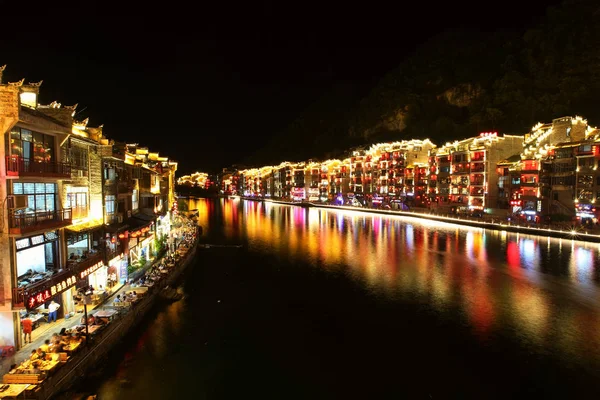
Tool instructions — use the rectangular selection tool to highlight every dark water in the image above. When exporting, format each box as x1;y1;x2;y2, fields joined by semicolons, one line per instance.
91;198;600;399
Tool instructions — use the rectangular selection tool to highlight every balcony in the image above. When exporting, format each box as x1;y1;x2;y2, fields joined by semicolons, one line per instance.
5;156;71;178
9;209;72;235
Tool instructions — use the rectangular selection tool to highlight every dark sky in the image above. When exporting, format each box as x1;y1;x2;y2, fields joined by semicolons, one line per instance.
0;0;561;174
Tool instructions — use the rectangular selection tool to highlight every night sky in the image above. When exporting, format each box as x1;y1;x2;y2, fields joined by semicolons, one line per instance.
0;0;561;174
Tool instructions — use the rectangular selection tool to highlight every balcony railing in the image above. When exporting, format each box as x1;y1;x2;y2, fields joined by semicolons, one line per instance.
9;209;72;235
71;207;88;220
5;156;71;177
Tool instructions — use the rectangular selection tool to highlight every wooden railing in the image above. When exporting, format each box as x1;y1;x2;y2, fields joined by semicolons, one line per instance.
5;156;71;177
9;209;72;234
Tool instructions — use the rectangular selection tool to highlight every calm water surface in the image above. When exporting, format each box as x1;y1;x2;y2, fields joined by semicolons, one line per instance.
90;198;600;399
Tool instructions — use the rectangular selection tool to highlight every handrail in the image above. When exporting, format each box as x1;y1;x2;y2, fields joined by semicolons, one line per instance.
9;208;72;230
5;156;71;176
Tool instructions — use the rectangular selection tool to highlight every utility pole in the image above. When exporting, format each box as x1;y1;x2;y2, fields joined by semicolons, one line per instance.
83;294;92;344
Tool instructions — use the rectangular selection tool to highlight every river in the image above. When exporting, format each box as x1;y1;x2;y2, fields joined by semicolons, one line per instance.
88;198;600;399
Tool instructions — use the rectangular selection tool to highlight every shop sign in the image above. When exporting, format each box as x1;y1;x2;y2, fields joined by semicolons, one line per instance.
79;261;104;280
26;274;78;310
120;256;129;284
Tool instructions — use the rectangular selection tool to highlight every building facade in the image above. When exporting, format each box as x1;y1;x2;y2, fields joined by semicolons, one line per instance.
0;70;178;351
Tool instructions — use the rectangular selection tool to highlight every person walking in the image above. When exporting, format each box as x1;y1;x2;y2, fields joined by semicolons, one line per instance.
21;316;33;344
48;300;60;323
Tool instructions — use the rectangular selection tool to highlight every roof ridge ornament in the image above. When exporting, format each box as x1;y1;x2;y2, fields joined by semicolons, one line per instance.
8;78;24;87
28;80;43;87
0;65;6;72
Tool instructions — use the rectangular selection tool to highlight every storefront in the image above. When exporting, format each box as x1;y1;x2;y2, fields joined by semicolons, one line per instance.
108;253;127;286
291;187;305;201
87;264;108;291
129;229;155;264
15;231;58;278
19;270;79;346
576;203;597;224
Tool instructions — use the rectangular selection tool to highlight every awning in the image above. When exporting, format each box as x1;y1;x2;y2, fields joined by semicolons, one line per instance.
124;211;157;232
132;210;157;221
65;219;104;233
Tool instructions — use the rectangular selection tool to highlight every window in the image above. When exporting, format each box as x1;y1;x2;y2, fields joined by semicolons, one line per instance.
9;127;55;162
104;164;116;181
66;187;88;220
132;189;139;211
13;182;57;213
67;146;89;170
105;195;116;222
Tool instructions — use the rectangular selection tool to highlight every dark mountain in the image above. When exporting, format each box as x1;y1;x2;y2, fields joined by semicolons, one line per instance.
242;80;371;166
244;0;600;166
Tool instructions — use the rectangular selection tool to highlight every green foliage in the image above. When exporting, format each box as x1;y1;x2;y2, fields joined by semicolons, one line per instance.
127;263;138;274
153;233;167;257
138;254;147;269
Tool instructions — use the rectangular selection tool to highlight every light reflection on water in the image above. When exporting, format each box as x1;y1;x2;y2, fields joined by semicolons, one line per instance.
94;198;600;398
194;198;600;360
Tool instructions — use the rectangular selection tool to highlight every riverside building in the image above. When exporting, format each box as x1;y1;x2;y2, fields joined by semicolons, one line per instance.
0;67;177;351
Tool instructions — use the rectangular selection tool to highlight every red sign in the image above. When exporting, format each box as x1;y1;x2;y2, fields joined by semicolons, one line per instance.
26;274;78;310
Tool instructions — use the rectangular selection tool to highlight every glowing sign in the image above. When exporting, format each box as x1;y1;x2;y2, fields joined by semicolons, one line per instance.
25;274;78;310
479;132;498;137
80;261;105;280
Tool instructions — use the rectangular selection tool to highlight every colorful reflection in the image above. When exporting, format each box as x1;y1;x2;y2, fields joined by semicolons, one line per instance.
187;199;600;362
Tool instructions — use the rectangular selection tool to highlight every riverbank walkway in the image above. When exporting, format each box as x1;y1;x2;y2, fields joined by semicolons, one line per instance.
257;197;600;242
0;217;200;376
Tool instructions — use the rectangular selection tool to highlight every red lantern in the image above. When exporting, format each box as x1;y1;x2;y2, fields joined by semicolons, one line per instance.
118;233;125;239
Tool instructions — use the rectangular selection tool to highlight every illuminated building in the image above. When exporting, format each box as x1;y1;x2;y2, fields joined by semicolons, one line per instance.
304;162;321;201
431;133;523;214
291;162;306;201
496;117;595;222
0;67;178;350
